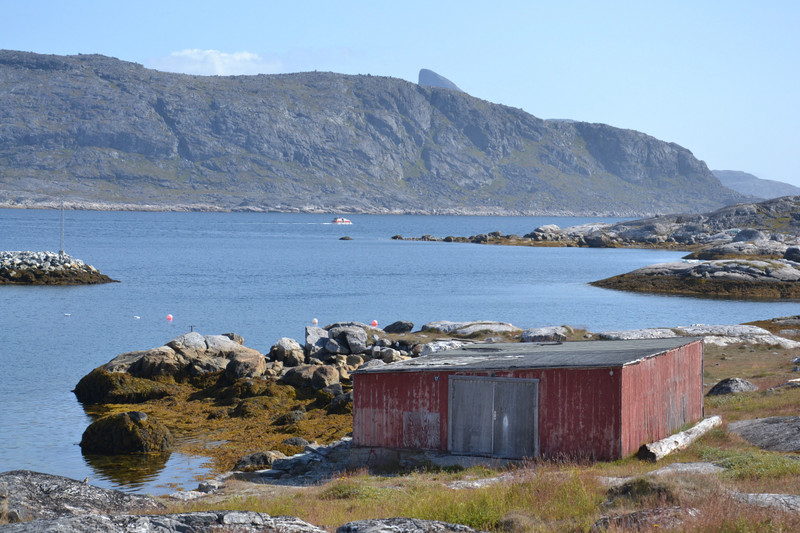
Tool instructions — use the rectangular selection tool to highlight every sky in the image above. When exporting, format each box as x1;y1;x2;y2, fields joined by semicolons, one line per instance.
2;1;799;185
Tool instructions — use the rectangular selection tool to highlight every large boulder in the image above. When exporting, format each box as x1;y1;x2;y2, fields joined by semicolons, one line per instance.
225;351;267;380
270;337;305;366
706;377;758;396
328;325;369;355
280;365;319;388
732;228;767;242
305;326;329;357
312;365;341;390
383;320;414;334
73;368;175;405
785;247;800;262
79;411;173;454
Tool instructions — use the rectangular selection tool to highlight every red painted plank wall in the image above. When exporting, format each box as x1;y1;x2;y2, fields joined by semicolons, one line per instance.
353;372;449;449
499;368;622;460
620;341;704;456
354;366;624;459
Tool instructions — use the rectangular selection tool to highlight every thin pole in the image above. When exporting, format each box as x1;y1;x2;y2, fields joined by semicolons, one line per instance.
59;206;65;257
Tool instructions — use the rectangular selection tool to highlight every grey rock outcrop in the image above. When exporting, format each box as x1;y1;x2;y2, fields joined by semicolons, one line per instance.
2;511;327;533
422;320;521;336
706;377;758;396
0;470;163;523
338;517;487;533
728;417;800;451
598;328;678;340
521;326;569;343
418;69;463;92
0;50;746;216
101;332;265;380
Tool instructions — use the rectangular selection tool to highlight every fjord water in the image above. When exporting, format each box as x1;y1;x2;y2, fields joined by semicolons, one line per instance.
1;209;798;494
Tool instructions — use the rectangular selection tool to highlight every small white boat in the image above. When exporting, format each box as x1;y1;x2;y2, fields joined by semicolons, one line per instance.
332;217;352;224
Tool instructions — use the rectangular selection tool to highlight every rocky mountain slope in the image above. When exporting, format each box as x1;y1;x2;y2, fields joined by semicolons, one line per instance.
713;170;800;200
0;50;746;215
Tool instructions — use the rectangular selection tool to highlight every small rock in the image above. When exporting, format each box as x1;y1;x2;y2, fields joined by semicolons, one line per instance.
234;451;287;471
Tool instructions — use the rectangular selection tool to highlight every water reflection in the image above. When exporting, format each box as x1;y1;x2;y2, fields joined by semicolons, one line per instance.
82;451;171;490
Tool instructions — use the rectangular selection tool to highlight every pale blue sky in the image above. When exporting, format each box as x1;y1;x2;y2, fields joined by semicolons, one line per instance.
2;1;799;185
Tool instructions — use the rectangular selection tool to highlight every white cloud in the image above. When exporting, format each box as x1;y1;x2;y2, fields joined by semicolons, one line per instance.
147;49;283;76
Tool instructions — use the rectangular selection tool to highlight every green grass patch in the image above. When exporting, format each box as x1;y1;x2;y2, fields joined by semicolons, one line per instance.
698;446;800;480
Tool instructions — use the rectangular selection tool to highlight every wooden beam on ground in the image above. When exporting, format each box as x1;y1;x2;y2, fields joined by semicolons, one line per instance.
637;416;722;462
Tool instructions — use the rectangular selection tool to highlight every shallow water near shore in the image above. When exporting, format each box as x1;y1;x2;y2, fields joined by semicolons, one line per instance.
1;208;798;494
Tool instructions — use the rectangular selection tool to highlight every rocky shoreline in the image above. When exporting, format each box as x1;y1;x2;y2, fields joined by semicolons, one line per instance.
6;317;800;531
393;196;800;300
0;251;117;285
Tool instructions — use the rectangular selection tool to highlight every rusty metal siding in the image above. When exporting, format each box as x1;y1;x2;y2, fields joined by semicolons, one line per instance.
620;340;704;456
353;371;449;449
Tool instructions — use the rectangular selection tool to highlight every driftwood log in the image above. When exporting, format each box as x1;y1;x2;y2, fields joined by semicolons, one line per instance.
637;416;722;462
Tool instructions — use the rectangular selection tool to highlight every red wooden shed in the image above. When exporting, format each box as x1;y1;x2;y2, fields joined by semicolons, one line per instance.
352;338;703;462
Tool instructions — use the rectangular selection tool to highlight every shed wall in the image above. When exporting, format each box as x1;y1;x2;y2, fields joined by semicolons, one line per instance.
620;340;704;455
353;372;448;450
497;368;622;460
354;366;624;460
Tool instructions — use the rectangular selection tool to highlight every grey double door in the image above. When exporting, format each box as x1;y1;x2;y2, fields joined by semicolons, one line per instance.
448;376;539;459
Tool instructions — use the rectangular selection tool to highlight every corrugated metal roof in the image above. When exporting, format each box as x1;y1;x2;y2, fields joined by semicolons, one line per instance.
355;338;701;374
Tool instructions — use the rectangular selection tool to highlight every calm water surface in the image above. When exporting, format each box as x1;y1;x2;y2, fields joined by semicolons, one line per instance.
1;209;798;493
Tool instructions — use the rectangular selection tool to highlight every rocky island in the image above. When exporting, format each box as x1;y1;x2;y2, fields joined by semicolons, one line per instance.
0;251;117;285
395;195;800;300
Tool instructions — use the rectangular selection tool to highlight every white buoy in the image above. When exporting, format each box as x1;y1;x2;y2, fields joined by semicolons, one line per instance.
312;318;318;326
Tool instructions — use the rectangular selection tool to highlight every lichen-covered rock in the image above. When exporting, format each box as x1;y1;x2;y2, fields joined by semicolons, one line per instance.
79;411;173;454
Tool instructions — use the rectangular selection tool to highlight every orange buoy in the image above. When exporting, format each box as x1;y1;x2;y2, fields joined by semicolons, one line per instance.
166;314;173;321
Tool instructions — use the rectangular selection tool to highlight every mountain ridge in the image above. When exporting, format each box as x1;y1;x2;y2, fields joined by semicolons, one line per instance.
0;50;746;215
713;170;800;200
